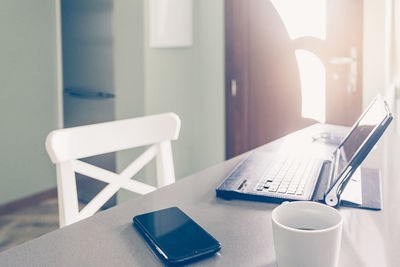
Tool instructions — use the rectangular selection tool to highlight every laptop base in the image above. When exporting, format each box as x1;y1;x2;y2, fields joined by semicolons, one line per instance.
217;165;382;210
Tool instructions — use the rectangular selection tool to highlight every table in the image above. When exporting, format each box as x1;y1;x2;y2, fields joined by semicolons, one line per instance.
0;124;399;267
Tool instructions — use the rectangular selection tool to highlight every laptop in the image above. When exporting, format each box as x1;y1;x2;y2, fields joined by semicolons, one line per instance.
216;95;393;207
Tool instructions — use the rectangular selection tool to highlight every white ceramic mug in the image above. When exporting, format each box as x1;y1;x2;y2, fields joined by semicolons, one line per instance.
271;201;343;267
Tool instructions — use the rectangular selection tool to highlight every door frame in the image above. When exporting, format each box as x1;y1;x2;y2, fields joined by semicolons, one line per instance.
225;0;250;159
55;0;64;129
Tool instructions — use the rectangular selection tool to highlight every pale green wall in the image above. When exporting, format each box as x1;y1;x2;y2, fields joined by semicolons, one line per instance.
114;0;147;201
144;0;225;180
114;0;145;123
114;0;225;198
0;0;59;204
363;0;389;108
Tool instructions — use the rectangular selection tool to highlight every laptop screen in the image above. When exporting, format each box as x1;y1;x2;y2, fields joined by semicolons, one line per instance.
336;96;391;177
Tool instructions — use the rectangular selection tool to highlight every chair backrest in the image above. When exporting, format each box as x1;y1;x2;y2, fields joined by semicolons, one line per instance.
46;113;181;227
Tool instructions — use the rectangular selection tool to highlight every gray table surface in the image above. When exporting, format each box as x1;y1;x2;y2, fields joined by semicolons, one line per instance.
0;124;399;267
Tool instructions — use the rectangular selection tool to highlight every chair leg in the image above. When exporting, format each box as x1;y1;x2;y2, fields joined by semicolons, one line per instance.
156;140;176;187
56;162;80;227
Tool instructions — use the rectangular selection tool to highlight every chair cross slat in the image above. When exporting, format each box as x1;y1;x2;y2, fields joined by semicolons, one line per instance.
72;156;156;195
117;179;156;194
73;160;120;185
73;159;157;194
119;144;158;179
78;183;121;221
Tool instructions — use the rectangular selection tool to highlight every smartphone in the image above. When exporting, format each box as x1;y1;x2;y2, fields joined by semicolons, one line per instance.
133;207;221;265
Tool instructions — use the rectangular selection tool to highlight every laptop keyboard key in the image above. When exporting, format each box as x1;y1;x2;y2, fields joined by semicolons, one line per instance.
296;188;304;195
278;186;288;193
264;182;272;189
287;189;296;194
269;185;278;192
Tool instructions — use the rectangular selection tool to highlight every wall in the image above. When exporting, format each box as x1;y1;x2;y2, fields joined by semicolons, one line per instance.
143;0;225;181
363;0;391;108
114;0;147;201
114;0;145;124
0;0;59;204
114;0;225;200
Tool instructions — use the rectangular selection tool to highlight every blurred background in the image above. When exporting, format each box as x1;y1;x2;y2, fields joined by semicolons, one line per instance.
1;0;399;252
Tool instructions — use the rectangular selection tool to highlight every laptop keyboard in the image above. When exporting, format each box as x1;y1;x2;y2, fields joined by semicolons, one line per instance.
255;155;323;196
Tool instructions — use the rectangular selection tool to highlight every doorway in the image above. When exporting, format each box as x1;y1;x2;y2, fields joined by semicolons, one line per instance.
61;0;116;208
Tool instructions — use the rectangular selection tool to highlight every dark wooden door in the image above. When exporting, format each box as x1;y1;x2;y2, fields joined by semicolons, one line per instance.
226;0;363;158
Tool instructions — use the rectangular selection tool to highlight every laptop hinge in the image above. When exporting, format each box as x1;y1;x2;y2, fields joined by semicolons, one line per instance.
328;148;340;190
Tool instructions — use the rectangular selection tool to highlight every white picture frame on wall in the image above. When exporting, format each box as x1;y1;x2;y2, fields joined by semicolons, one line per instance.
149;0;193;48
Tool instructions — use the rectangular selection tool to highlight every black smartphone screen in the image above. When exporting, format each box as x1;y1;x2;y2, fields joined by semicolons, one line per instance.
133;207;221;264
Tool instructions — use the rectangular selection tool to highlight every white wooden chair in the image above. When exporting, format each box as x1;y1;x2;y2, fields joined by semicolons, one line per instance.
45;113;181;227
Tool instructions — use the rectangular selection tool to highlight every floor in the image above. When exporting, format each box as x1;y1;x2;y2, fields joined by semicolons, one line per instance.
0;198;59;253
